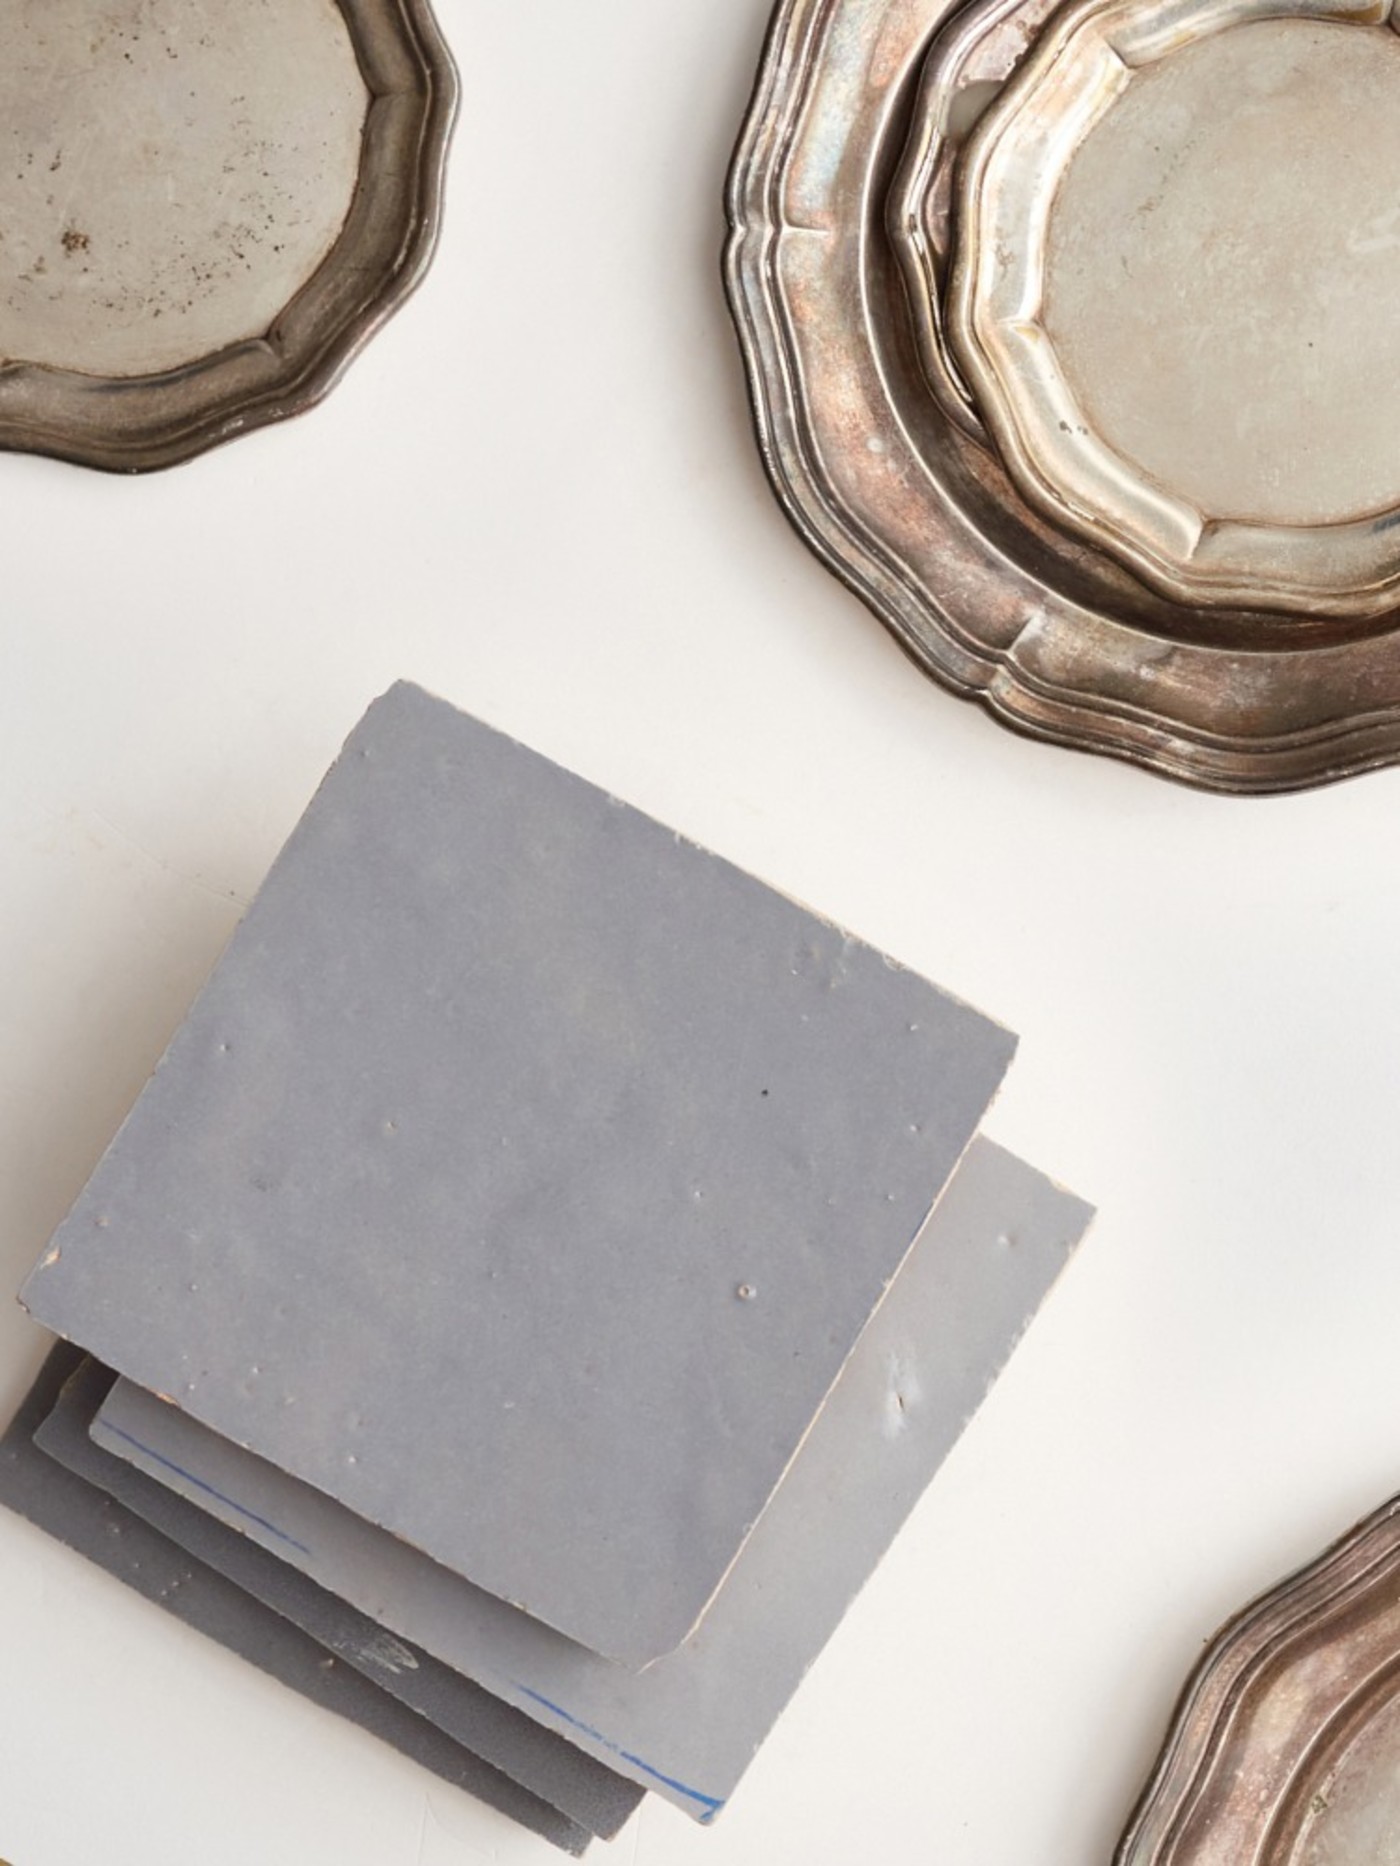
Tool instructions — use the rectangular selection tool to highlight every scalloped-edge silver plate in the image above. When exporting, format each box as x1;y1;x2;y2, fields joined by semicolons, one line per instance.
888;0;1062;443
1117;1495;1400;1864
0;0;456;471
725;0;1400;791
950;0;1400;618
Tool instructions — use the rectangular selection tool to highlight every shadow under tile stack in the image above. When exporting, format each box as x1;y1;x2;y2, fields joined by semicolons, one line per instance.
5;683;1091;1852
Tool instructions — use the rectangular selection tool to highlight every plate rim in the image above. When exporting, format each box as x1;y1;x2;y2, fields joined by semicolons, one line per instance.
1115;1494;1400;1863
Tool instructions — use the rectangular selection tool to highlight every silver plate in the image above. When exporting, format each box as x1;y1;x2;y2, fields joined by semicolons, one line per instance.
1118;1496;1400;1865
0;0;455;471
889;0;1062;441
950;0;1400;617
726;0;1400;790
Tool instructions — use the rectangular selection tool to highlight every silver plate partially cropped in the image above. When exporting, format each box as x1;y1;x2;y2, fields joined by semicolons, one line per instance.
0;0;456;470
1118;1494;1400;1865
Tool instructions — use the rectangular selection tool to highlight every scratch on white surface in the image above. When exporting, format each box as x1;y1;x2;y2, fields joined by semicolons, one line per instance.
623;1776;668;1866
415;1792;498;1866
87;808;250;908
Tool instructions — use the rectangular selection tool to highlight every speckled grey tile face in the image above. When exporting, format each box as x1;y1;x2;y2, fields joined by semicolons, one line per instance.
0;1346;592;1857
90;1140;1090;1820
22;682;1015;1668
35;1361;643;1843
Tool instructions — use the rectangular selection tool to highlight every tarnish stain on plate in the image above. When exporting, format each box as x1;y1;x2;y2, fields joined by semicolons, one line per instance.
0;0;366;378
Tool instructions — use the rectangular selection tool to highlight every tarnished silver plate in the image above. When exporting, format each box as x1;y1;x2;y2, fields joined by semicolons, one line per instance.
950;0;1400;617
889;0;1062;441
0;0;455;471
726;0;1400;789
1118;1496;1400;1865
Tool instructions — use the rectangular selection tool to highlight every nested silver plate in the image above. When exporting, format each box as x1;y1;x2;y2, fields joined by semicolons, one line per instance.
1118;1496;1400;1865
0;0;455;470
726;0;1400;789
950;0;1400;618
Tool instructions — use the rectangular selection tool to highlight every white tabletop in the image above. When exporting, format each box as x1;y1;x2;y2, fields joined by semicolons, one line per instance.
4;3;1400;1863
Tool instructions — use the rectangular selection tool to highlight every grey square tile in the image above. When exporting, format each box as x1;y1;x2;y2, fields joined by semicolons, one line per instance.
35;1358;643;1841
23;683;1015;1667
0;1345;592;1856
89;1139;1090;1819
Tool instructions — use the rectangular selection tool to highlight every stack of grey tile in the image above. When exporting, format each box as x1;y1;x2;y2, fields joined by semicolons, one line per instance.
5;684;1091;1852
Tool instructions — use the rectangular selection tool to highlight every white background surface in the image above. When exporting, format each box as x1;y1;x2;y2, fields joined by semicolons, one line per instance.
3;1;1400;1861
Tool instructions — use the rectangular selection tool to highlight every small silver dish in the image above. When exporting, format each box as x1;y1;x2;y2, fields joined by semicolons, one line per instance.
0;0;456;471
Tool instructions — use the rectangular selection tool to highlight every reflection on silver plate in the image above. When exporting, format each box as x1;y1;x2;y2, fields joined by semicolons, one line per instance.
725;0;1400;789
889;0;1062;440
951;0;1400;617
1117;1497;1400;1865
0;0;456;470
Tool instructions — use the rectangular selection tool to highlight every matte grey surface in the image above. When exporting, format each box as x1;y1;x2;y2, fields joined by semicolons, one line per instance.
93;1139;1091;1820
23;680;1016;1668
38;1360;643;1843
0;1345;591;1857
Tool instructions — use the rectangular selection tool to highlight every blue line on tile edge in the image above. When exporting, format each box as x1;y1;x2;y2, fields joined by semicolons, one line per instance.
95;1420;314;1558
514;1685;725;1820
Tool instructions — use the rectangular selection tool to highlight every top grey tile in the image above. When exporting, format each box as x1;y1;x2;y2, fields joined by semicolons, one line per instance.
21;683;1015;1666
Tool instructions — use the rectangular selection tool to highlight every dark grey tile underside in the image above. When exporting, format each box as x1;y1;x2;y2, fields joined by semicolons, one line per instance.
0;1343;592;1857
88;1139;1092;1818
36;1357;642;1841
22;680;1016;1667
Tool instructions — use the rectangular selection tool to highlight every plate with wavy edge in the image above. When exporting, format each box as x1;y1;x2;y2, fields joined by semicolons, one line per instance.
1117;1495;1400;1864
0;0;456;472
887;0;1062;440
949;0;1400;617
725;0;1400;790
